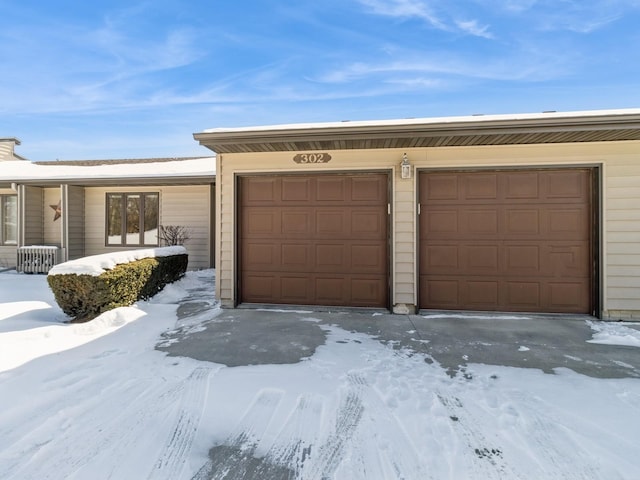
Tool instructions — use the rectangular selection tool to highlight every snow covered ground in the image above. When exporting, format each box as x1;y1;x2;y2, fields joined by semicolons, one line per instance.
1;270;639;479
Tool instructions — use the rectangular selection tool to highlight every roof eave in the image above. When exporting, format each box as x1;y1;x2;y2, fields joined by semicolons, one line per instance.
194;111;640;154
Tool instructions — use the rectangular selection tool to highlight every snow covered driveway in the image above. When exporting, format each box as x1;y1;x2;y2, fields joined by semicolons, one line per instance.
1;270;640;479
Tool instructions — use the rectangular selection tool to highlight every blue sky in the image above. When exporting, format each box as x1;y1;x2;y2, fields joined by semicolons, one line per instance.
1;0;639;161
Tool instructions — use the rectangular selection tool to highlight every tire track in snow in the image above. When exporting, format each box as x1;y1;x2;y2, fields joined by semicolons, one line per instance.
5;369;189;480
298;372;367;480
192;388;285;480
436;392;522;480
257;393;323;478
145;366;213;480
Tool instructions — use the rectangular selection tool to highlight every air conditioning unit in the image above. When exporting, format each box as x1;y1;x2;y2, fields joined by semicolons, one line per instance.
17;246;60;274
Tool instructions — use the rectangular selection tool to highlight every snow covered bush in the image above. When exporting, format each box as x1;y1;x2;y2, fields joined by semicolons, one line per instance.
47;247;188;322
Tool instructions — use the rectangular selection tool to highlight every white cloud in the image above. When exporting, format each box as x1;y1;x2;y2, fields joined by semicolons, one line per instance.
356;0;446;29
356;0;494;38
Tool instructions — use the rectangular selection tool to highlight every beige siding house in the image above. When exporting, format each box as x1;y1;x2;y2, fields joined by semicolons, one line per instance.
1;157;216;271
194;109;640;320
0;138;24;268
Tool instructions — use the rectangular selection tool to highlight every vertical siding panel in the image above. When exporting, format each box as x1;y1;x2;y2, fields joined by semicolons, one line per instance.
66;185;85;260
23;186;44;245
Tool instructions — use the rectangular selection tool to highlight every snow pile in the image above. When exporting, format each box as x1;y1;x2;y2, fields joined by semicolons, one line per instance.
587;320;640;347
1;270;639;479
48;245;187;276
0;157;215;181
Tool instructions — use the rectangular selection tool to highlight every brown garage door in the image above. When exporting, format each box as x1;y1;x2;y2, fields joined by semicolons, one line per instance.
239;173;389;308
419;168;593;314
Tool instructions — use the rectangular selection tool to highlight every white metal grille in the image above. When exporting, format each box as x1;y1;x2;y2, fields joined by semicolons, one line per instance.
17;246;60;274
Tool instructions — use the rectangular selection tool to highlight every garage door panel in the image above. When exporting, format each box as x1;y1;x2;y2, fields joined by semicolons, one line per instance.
546;170;590;200
242;274;279;302
466;245;499;273
548;282;590;311
465;174;498;199
547;208;589;236
351;176;387;202
315;209;346;236
316;177;347;202
422;210;459;235
351;278;387;305
316;277;348;304
244;243;279;269
505;172;539;199
240;173;389;307
422;279;460;307
466;209;499;234
504;281;541;308
422;175;459;201
546;242;590;277
352;209;387;237
422;245;459;272
503;245;541;273
467;281;499;307
280;275;312;303
281;243;310;269
419;168;593;314
242;177;279;204
242;209;279;236
351;243;387;272
315;244;345;269
282;177;312;201
505;209;540;235
281;210;313;236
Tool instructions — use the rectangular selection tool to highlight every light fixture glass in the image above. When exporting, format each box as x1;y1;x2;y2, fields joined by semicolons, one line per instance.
401;153;412;179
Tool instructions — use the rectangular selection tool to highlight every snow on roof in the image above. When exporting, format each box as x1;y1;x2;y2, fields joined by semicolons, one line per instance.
0;157;215;182
48;246;188;276
202;108;640;134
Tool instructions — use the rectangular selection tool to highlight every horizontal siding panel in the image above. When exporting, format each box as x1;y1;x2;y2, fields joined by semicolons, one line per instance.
608;276;640;287
606;221;640;232
606;187;640;199
607;254;640;266
606;175;640;187
606;232;640;243
606;265;640;276
607;210;640;221
606;299;640;310
0;246;16;268
606;243;640;255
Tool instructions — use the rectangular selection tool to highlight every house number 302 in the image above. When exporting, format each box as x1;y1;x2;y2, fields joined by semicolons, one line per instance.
293;153;332;164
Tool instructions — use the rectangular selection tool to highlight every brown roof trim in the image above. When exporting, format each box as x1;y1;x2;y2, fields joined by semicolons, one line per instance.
194;110;640;154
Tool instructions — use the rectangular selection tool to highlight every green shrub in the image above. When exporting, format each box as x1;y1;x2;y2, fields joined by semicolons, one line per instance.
47;254;188;322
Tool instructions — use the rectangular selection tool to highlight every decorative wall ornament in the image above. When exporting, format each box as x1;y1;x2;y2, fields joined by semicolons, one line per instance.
50;200;62;221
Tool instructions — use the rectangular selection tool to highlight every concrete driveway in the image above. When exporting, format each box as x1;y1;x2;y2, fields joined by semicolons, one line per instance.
159;307;640;380
151;273;640;479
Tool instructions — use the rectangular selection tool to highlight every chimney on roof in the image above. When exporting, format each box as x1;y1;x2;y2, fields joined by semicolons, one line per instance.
0;138;25;161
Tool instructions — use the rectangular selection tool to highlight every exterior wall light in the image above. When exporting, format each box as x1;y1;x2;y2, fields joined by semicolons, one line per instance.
401;153;412;179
